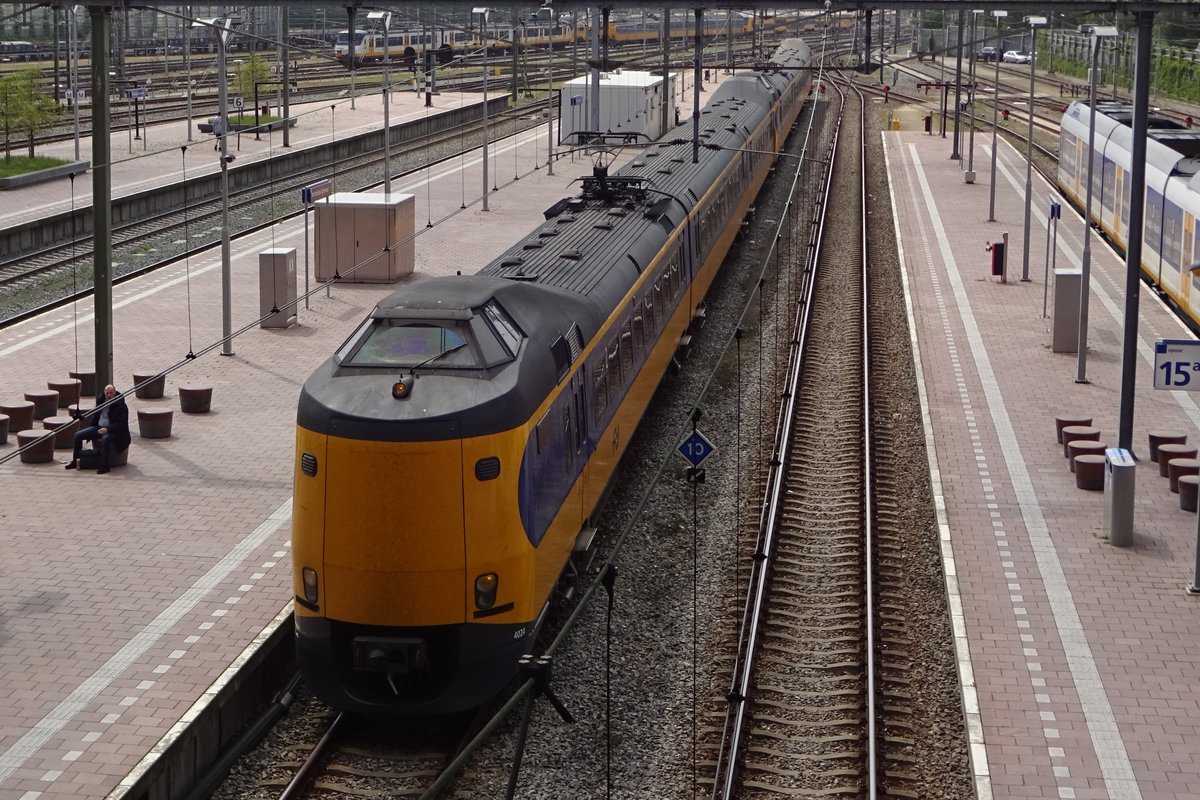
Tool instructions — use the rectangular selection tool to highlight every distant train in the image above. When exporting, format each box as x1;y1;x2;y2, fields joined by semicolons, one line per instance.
333;10;843;67
0;41;46;62
291;38;816;715
1057;101;1200;327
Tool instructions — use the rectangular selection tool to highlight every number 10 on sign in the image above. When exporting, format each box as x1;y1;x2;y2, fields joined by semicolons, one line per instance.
1154;339;1200;390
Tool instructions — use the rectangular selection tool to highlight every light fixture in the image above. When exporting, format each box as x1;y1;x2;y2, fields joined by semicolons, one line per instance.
475;573;498;609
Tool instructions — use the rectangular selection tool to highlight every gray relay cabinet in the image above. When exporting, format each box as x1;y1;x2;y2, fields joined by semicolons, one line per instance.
259;247;297;329
314;193;415;283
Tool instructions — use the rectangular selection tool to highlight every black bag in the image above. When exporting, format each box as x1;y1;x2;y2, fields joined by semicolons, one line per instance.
78;447;105;470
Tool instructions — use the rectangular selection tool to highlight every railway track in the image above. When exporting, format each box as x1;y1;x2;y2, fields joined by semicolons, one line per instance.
270;710;485;799
0;104;543;325
703;67;937;798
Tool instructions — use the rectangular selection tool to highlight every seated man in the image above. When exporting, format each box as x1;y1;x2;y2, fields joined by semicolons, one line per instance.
65;384;131;475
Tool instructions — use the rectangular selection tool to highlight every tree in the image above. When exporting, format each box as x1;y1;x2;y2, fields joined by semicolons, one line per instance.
234;53;272;109
0;68;59;160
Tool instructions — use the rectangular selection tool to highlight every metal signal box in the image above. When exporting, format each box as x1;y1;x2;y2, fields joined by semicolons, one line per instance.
315;193;415;283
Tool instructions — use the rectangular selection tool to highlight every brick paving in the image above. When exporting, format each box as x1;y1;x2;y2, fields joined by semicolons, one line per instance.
886;126;1200;800
0;75;719;799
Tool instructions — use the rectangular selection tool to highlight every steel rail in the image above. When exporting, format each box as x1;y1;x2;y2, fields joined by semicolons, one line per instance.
848;74;880;800
277;711;344;800
709;57;847;800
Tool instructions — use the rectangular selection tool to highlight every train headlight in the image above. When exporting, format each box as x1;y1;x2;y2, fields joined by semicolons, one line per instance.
474;573;498;609
392;375;415;399
302;567;319;604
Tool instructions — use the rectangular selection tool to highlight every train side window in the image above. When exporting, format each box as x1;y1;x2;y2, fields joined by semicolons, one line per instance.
592;364;608;420
632;312;644;353
574;371;588;449
653;280;664;318
619;321;634;376
643;295;656;334
562;406;573;469
482;300;523;356
535;410;550;455
606;339;622;397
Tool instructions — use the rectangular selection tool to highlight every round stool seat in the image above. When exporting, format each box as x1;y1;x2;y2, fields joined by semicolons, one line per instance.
47;379;81;408
178;386;213;414
15;428;54;464
1074;454;1107;490
137;408;174;439
1168;458;1200;493
0;401;35;433
132;372;166;400
24;390;60;420
69;370;96;397
1158;443;1198;477
42;415;79;449
1068;440;1107;473
1148;431;1188;464
1055;416;1094;444
1180;475;1200;512
0;413;8;446
1061;425;1101;457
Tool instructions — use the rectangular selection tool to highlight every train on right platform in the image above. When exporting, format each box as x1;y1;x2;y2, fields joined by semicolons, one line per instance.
1057;101;1200;326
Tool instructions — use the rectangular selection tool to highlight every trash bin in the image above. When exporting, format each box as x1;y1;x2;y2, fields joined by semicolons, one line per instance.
923;114;932;134
1104;448;1135;547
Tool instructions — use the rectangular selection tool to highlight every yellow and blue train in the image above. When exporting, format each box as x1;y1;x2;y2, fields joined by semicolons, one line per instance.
1057;101;1200;326
291;38;814;715
333;10;838;67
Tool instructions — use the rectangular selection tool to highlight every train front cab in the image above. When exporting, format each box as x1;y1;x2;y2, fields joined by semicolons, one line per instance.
292;415;541;715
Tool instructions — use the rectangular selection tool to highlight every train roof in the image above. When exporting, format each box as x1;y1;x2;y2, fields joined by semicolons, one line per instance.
1063;100;1200;179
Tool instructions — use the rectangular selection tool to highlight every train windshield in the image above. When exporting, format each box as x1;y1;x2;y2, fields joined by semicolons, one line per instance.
340;320;478;368
335;30;367;46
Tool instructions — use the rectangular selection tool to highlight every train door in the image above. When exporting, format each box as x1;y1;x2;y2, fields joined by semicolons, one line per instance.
1114;167;1125;240
569;367;589;521
1184;213;1196;302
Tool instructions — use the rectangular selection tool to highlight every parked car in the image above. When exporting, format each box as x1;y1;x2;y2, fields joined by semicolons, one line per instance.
978;46;998;62
1003;50;1032;64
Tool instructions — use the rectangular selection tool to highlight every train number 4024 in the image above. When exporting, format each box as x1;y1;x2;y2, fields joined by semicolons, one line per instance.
1158;361;1200;387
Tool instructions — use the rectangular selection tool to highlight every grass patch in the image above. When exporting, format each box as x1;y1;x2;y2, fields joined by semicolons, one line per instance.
0;154;72;178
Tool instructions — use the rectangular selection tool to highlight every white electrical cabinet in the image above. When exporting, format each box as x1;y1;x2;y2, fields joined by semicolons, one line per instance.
315;193;415;283
559;71;675;145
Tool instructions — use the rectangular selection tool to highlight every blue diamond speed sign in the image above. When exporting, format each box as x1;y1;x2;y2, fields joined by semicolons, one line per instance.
678;430;716;468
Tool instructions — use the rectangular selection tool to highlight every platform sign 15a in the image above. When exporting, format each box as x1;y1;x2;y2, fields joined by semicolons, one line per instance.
1154;339;1200;390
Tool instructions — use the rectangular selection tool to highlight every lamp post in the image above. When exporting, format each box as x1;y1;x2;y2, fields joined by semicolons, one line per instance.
367;10;393;194
68;3;80;161
965;9;983;183
950;8;963;160
184;5;193;143
195;16;238;356
347;8;357;110
474;7;490;211
987;10;1007;221
1019;15;1047;282
545;67;554;175
1076;25;1119;384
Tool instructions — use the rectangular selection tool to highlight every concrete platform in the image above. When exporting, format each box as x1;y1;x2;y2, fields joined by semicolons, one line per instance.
886;127;1200;800
0;70;720;800
1;88;471;229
